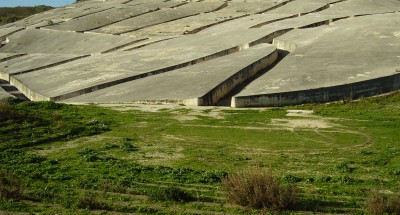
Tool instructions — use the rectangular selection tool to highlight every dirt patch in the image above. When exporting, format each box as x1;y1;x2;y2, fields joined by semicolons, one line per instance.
286;109;314;117
35;135;116;155
272;118;333;129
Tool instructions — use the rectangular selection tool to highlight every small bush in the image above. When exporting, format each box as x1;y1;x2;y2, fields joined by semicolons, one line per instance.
0;170;25;200
366;193;400;215
75;193;110;210
148;186;195;202
0;101;16;120
221;169;297;211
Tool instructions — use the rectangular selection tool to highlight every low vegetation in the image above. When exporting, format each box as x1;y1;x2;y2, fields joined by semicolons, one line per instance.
0;92;399;213
0;6;53;25
221;169;297;211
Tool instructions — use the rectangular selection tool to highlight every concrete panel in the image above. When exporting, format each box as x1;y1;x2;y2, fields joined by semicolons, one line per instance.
63;44;277;105
92;8;198;34
232;13;400;107
0;54;89;81
44;4;160;32
10;23;287;102
0;53;26;63
122;12;244;37
0;29;145;54
0;27;24;38
315;0;400;16
216;0;288;14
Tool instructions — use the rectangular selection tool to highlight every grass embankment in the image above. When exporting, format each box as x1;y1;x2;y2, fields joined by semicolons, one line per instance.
0;6;53;25
0;92;399;214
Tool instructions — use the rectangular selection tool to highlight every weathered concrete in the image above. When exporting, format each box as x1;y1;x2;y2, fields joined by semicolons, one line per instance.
0;54;89;81
122;12;244;37
215;0;288;14
92;2;226;35
0;29;145;54
44;5;156;32
0;53;26;64
1;0;399;106
232;13;400;107
63;44;277;105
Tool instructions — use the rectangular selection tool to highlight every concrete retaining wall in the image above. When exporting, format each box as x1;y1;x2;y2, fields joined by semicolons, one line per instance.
232;72;400;107
200;49;278;106
9;76;50;101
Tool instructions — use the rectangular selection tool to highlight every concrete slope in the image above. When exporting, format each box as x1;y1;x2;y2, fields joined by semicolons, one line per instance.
0;0;399;107
64;44;277;105
0;54;89;81
43;5;157;32
8;18;298;102
92;2;226;35
232;13;400;107
0;29;145;54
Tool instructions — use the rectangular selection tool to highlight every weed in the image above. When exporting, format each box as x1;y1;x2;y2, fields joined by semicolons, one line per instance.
0;170;25;200
121;142;137;152
148;186;195;202
366;192;400;215
75;193;110;210
77;149;102;162
221;169;297;211
336;161;356;173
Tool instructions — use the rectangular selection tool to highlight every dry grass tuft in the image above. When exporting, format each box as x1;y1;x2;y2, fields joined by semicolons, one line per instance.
366;192;400;215
221;169;297;211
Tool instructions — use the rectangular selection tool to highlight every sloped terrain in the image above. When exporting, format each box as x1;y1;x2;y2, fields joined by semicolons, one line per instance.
0;0;399;107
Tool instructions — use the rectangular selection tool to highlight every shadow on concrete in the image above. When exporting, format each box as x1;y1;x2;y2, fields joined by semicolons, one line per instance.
215;49;290;106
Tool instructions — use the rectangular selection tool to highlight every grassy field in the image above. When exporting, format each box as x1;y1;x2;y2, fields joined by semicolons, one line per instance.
0;92;399;214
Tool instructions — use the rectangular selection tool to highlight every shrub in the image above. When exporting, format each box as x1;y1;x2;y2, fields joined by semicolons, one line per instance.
75;193;110;210
366;192;400;215
0;170;25;200
221;169;297;211
0;101;15;120
148;186;195;202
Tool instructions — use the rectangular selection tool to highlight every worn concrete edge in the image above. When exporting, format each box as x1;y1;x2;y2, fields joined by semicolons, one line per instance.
9;76;50;101
231;72;400;107
199;47;278;106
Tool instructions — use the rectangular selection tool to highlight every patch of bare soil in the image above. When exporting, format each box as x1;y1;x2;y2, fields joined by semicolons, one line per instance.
35;135;117;155
272;118;333;129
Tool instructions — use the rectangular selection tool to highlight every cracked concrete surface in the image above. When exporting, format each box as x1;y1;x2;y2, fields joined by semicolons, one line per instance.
0;0;399;107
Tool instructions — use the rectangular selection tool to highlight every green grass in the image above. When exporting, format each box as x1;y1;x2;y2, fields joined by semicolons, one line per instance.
0;92;400;214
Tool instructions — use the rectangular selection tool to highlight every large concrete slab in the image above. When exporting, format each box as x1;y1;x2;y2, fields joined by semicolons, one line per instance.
9;22;290;102
1;0;399;107
0;29;144;54
315;0;400;17
122;13;245;37
64;44;277;105
232;13;400;107
92;8;198;34
215;0;287;14
0;54;89;81
92;2;226;35
0;53;26;63
43;5;156;32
